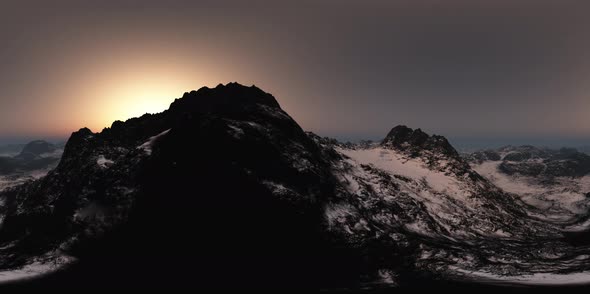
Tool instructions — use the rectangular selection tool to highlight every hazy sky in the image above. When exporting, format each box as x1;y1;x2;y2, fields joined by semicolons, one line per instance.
1;1;589;144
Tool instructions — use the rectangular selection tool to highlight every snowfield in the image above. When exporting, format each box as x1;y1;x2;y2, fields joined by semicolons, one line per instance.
327;143;590;287
472;161;590;228
339;147;470;201
334;146;534;239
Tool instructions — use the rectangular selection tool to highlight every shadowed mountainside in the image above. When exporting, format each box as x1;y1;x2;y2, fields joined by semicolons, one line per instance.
0;83;589;290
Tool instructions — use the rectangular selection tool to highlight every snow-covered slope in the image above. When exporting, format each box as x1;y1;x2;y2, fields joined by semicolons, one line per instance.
1;84;590;289
314;130;590;287
333;146;536;239
473;161;590;229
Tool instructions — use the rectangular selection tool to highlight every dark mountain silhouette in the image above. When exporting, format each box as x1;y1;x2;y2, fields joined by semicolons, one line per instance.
0;83;345;289
18;140;57;157
382;125;459;159
0;144;24;156
0;83;588;290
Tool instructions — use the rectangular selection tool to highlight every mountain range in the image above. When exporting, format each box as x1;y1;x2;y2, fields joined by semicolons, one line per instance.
0;83;588;289
0;141;63;191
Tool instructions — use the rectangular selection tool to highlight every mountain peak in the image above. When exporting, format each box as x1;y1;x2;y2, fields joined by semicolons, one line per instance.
0;83;332;287
170;82;280;115
381;125;458;159
382;125;428;147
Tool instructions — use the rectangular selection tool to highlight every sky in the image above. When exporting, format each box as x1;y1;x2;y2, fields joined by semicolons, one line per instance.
1;0;589;146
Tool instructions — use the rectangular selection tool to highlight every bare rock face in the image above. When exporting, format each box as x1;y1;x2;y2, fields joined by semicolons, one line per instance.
382;125;459;159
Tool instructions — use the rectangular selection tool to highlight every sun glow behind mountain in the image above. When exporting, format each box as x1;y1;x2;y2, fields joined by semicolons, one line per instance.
2;1;590;143
98;81;188;125
69;73;198;134
48;52;236;135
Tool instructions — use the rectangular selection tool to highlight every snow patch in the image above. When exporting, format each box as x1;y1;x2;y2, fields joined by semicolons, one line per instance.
325;203;359;234
262;180;294;197
96;155;114;169
404;222;434;237
377;269;398;285
451;266;590;286
0;254;74;283
339;147;468;201
227;125;245;139
137;129;171;155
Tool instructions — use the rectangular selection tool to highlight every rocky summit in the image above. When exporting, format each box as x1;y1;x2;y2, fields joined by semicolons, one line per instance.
382;125;459;159
0;83;336;288
0;83;589;289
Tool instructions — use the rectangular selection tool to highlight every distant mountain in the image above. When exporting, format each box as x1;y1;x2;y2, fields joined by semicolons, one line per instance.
0;83;588;289
0;144;24;157
0;140;62;176
16;140;57;158
467;145;590;178
580;146;590;155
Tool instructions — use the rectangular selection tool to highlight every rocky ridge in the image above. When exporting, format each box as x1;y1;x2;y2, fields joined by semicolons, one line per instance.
0;84;588;288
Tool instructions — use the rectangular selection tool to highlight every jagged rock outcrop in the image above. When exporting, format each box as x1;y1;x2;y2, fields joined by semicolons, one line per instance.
382;126;459;159
380;125;484;184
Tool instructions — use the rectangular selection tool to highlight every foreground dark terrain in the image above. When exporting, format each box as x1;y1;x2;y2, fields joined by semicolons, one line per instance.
0;83;589;289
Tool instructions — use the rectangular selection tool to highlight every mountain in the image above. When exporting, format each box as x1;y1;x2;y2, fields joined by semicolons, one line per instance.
0;83;588;289
324;127;570;286
0;144;25;157
0;140;62;177
0;83;339;288
468;145;590;178
15;140;57;159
